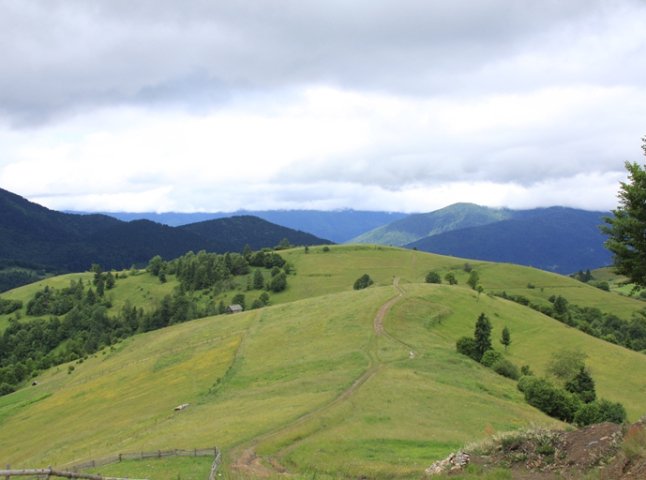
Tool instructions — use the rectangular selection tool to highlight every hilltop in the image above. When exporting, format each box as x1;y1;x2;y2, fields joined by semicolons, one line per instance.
0;245;645;479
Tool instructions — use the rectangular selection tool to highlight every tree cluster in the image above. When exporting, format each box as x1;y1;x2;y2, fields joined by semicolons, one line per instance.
495;291;646;352
1;279;116;395
456;313;519;380
455;315;626;427
518;359;626;427
0;297;22;315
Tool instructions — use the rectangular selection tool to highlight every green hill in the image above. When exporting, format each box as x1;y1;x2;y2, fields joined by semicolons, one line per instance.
1;246;645;479
350;203;513;245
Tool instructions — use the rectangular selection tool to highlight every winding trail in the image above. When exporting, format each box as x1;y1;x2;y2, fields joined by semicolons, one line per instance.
228;278;408;478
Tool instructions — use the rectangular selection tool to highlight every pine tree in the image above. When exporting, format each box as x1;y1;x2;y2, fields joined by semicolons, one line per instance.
602;137;646;287
565;366;596;403
473;313;492;361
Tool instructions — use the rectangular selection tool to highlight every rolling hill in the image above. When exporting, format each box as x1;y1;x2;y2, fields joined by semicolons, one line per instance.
1;245;645;479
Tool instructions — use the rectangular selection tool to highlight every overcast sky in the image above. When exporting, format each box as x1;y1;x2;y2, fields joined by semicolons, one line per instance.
0;0;645;213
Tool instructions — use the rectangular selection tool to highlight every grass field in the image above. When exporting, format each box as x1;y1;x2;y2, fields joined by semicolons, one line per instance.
1;246;645;479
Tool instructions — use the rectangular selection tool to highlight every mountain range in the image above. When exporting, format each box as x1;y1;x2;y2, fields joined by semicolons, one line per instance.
69;209;407;243
0;187;331;279
407;207;612;274
352;203;612;274
1;187;614;285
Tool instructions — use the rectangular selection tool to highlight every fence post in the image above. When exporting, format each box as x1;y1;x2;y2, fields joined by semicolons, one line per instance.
118;453;122;462
5;463;9;480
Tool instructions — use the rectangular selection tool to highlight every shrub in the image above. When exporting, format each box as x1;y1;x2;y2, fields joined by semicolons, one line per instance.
596;399;627;424
574;402;602;426
0;298;22;315
480;349;503;368
594;281;610;291
456;337;479;361
269;272;287;292
517;375;535;393
574;399;627;426
492;358;520;380
521;377;580;423
0;382;16;396
521;365;534;376
547;348;587;383
425;271;442;284
353;274;374;290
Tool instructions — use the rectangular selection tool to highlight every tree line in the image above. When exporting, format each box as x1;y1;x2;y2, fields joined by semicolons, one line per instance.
495;291;646;352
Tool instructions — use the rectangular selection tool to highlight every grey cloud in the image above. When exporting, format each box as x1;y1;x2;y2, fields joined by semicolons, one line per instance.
3;0;643;124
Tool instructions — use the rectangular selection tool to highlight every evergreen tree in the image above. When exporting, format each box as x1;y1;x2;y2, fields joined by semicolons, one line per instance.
105;271;115;289
565;366;596;403
253;269;265;290
500;326;511;351
473;313;492;361
602;137;646;287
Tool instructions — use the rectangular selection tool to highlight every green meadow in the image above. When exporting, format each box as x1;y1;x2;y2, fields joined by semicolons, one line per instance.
1;245;645;479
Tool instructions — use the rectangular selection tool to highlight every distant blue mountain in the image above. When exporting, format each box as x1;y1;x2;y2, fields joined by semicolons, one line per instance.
351;203;514;245
407;207;611;274
0;188;331;286
73;210;407;243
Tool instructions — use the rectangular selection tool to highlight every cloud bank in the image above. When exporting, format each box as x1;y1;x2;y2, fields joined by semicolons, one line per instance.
0;0;645;212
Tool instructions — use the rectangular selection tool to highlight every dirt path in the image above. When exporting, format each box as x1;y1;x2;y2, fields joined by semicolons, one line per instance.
228;278;407;478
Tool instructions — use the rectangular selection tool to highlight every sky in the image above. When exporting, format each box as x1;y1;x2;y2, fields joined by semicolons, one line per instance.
0;1;645;214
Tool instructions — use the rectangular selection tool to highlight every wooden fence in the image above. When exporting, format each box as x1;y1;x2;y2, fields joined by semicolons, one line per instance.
0;467;146;480
3;447;221;480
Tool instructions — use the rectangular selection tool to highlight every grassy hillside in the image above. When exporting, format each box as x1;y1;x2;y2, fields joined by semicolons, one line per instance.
1;246;645;479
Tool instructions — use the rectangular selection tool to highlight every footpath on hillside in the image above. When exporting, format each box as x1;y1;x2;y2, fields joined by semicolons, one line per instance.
229;278;408;478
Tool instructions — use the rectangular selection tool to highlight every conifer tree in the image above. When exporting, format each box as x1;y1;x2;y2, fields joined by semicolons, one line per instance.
473;313;492;361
